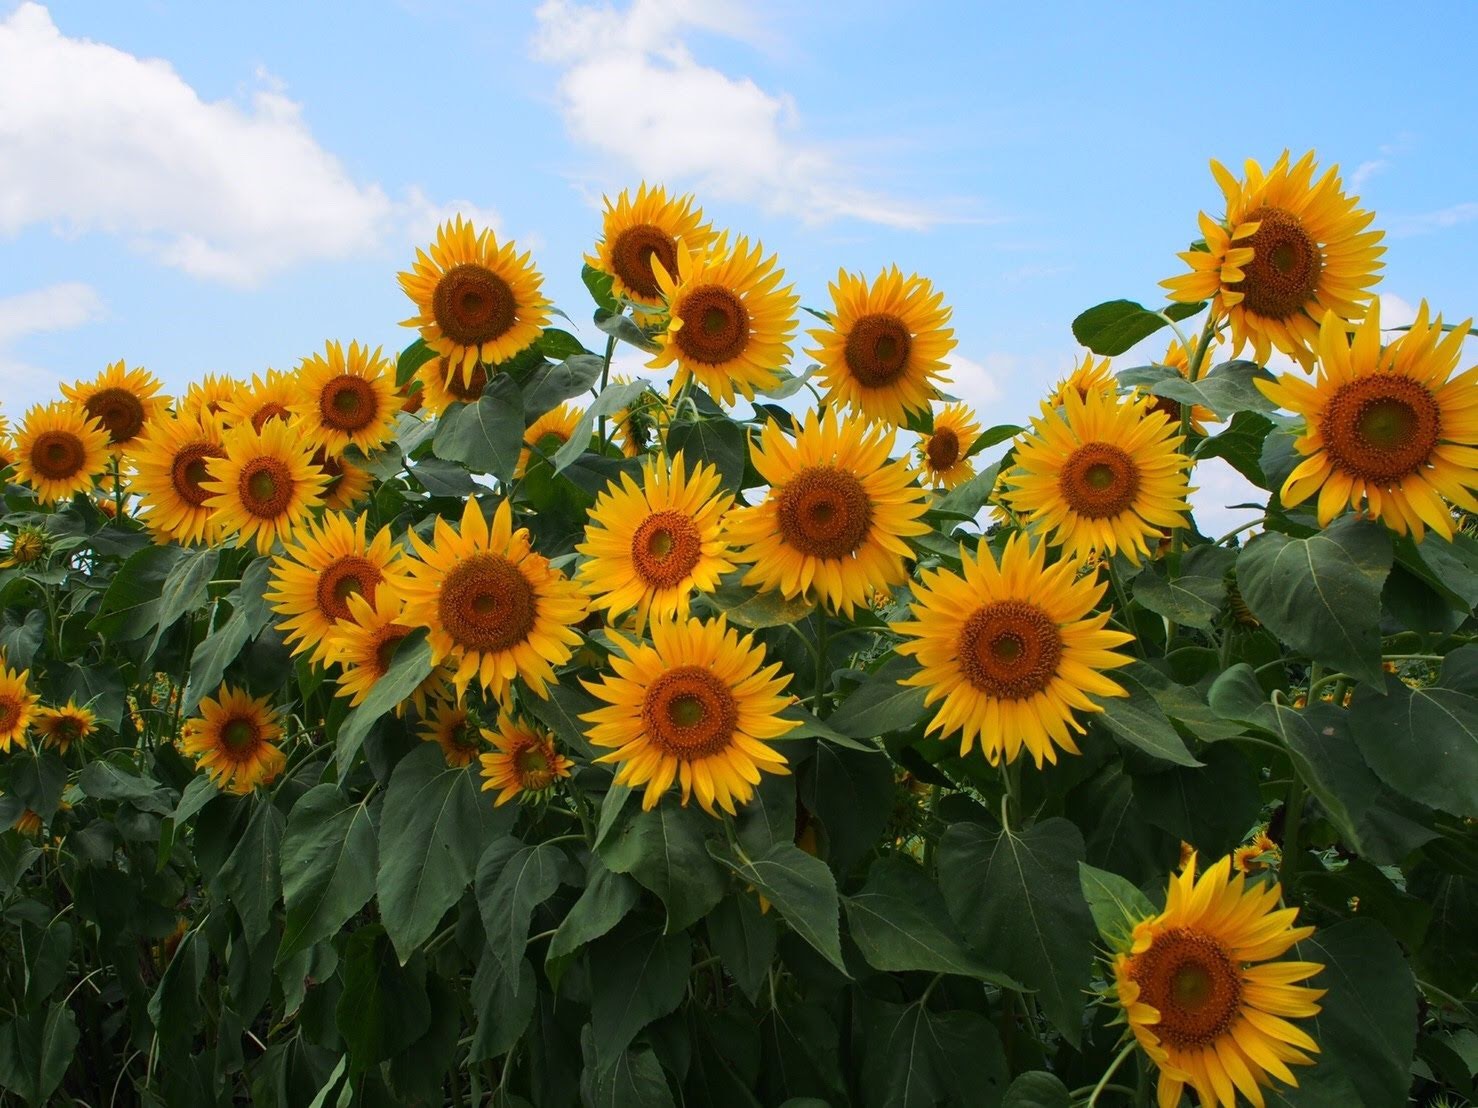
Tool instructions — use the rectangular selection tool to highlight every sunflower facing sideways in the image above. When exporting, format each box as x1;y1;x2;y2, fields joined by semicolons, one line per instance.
418;698;485;768
1163;150;1384;370
1141;340;1218;437
577;452;735;631
1258;301;1478;540
726;409;930;617
315;449;373;512
516;403;585;478
220;369;296;432
582;617;795;816
13;402;111;506
399;216;551;383
1114;853;1324;1108
291;341;398;456
416;357;491;417
178;373;240;422
479;713;573;806
33;700;97;754
399;496;587;702
892;532;1133;767
129;410;227;545
1046;353;1117;411
328;592;447;716
266;512;404;666
61;360;168;453
1004;387;1193;565
810;265;956;426
181;686;286;794
201;418;328;554
1;526;47;569
587;183;715;316
647;233;799;406
917;403;982;489
0;658;39;753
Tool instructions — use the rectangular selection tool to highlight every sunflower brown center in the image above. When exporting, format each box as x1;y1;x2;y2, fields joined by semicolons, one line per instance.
30;431;86;480
611;224;678;301
1149;395;1183;424
438;553;537;653
630;510;703;588
444;360;490;402
926;427;961;471
170;442;222;508
251;402;289;432
373;625;412;674
319;375;379;433
221;716;261;754
642;666;739;759
776;466;873;559
1129;928;1244;1049
1321;374;1441;483
238;458;294;518
513;739;557;791
315;556;383;622
0;697;19;733
845;313;913;388
85;387;147;444
54;717;83;743
433;263;517;346
447;716;480;750
675;285;749;365
1231;206;1323;320
1059;442;1141;519
957;600;1063;699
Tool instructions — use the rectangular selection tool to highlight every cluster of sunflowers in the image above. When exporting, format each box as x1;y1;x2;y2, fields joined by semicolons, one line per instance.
0;152;1471;1108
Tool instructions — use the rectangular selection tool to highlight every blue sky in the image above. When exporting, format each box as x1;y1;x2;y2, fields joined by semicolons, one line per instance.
2;0;1476;525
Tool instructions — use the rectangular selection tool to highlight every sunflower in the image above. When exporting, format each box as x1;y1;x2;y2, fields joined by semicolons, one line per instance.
418;698;486;767
220;369;297;431
328;592;447;715
129;410;228;546
647;234;799;406
416;356;492;417
314;449;373;511
1003;387;1194;565
33;700;96;754
292;341;398;456
917;403;982;489
480;713;574;806
1258;301;1478;540
201;418;328;554
809;266;955;426
0;660;39;753
1142;340;1217;437
1047;354;1117;410
1233;829;1281;875
725;409;930;617
1;526;47;569
582;617;795;815
587;183;715;312
516;403;585;478
577;452;735;631
181;686;286;794
609;375;665;457
1163;151;1384;370
266;512;403;666
178;374;240;422
13;403;111;505
399;497;587;701
1114;853;1324;1108
892;532;1134;767
11;809;42;837
399;216;550;383
60;360;168;452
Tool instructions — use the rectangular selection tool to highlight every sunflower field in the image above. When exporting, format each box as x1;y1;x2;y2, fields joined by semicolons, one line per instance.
0;154;1474;1107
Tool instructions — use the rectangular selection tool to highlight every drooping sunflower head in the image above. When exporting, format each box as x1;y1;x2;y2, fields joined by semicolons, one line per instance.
419;697;487;768
13;402;112;506
313;448;373;512
646;233;799;406
893;531;1134;767
809;266;956;426
1046;353;1117;411
220;369;297;432
327;591;448;716
201;418;328;554
33;700;97;754
266;511;404;666
582;616;796;815
1004;387;1194;565
0;659;39;753
517;403;586;478
1232;827;1281;875
726;408;930;616
399;216;551;382
179;374;241;422
917;403;982;489
60;360;168;452
399;496;588;702
291;340;398;456
479;713;574;806
1163;150;1385;369
416;356;492;417
129;410;228;546
1114;853;1325;1108
588;183;715;310
1;525;48;569
181;685;286;794
1259;301;1478;541
577;452;735;631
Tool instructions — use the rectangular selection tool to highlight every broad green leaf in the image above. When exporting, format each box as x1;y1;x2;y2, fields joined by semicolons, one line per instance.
526;680;599;759
182;556;274;714
552;380;650;472
522;353;603;416
934;462;1001;519
395;338;436;387
711;842;846;974
778;704;879;752
470;953;537;1063
1078;862;1154;951
736;772;797;854
76;760;173;813
1118;358;1277;420
1002;1071;1071;1108
431;376;524;482
1123;658;1244;742
376;744;493;962
598;801;725;932
860;998;1009;1108
147;546;219;656
667;418;748;493
335;926;431;1073
708;579;816;629
1097;667;1201;766
582;264;619;314
22;918;72;1009
1348;676;1478;817
10;750;66;821
1235;515;1392;685
1398;530;1478;610
798;742;894;874
759;1004;846;1104
594;308;662;354
1071;298;1204;356
90;544;184;641
477;841;565;985
705;892;776;1004
589;918;691;1069
278;785;378;963
407;457;478;496
581;1038;676;1108
148;929;207;1041
534;329;591;360
1132;743;1261;859
1132;561;1226;630
218;797;285;945
334;630;430;776
547;864;640;963
828;654;929;739
938;818;1095;1043
1195;410;1274;487
173;776;218;825
0;610;44;671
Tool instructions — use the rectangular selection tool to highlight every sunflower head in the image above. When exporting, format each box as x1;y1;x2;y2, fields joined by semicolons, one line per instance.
1141;341;1217;437
179;374;241;422
60;360;168;451
1047;354;1117;410
918;403;982;489
328;591;448;716
517;403;586;478
220;369;297;432
587;183;715;309
13;402;112;506
1;526;48;569
181;685;286;794
201;418;328;554
1163;151;1385;369
130;410;228;546
609;376;666;458
34;700;97;754
292;341;398;456
416;356;493;417
313;448;373;512
399;216;550;382
419;697;487;767
479;713;573;806
0;659;39;753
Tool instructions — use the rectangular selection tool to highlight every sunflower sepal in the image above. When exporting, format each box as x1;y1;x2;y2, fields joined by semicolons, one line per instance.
1080;860;1159;954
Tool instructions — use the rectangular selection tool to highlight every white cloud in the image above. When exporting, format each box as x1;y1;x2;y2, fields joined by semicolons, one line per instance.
945;353;1002;410
0;282;104;410
532;0;944;230
1389;202;1478;238
401;187;505;249
1190;457;1265;540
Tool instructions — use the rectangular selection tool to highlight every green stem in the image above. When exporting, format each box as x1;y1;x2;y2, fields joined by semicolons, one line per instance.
1281;775;1306;890
1085;1041;1138;1107
814;614;832;718
596;333;616;444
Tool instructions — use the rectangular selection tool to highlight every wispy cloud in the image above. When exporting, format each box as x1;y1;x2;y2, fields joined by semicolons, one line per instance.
1389;202;1478;238
0;282;105;407
1349;134;1415;193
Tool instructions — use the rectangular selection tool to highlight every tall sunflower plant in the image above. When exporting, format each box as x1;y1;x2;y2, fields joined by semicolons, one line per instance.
0;159;1471;1106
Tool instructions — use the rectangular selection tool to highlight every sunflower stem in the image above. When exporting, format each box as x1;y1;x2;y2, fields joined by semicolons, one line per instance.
1280;774;1307;892
596;333;616;446
814;613;832;718
1084;1040;1137;1107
